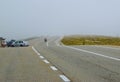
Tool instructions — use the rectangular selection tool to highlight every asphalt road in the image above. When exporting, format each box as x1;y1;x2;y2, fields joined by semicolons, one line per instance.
29;37;120;82
1;37;120;82
0;46;64;82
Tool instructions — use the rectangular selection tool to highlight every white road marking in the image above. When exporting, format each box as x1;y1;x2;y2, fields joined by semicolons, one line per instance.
55;40;60;46
32;46;40;55
32;45;70;81
59;75;70;82
55;36;64;47
46;42;48;47
39;56;44;59
38;53;40;56
63;45;120;61
50;66;58;71
43;60;50;64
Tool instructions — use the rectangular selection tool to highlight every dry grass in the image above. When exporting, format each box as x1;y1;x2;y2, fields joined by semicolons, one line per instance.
61;35;120;46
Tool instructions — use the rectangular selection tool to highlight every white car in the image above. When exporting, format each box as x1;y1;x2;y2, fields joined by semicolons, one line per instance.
12;41;29;47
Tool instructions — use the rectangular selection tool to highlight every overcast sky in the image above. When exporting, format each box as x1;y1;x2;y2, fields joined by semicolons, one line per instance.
0;0;120;39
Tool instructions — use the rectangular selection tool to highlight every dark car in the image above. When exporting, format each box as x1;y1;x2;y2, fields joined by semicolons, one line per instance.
7;40;16;47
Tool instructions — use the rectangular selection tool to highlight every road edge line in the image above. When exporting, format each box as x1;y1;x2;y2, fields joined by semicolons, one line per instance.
62;45;120;61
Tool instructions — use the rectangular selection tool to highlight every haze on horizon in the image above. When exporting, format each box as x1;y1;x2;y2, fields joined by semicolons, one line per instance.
0;0;120;39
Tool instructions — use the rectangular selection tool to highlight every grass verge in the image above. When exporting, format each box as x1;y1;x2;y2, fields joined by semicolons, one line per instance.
61;35;120;46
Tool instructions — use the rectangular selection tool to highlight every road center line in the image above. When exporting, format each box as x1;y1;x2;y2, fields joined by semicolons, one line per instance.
43;60;50;64
62;45;120;61
38;53;40;56
39;56;44;59
50;66;58;71
59;75;70;82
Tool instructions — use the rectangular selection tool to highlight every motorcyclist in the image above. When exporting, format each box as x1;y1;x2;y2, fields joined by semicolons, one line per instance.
44;38;47;43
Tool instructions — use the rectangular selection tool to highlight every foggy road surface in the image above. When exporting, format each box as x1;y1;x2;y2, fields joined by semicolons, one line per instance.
29;37;120;82
0;47;65;82
1;37;120;82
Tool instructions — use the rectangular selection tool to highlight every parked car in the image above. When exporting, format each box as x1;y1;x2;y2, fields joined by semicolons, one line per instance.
7;40;16;47
1;40;7;47
12;40;29;47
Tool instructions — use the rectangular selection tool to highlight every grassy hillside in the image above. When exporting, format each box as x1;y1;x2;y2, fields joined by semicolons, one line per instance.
61;35;120;46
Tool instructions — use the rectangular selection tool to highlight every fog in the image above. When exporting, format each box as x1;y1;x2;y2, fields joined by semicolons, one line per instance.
0;0;120;39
